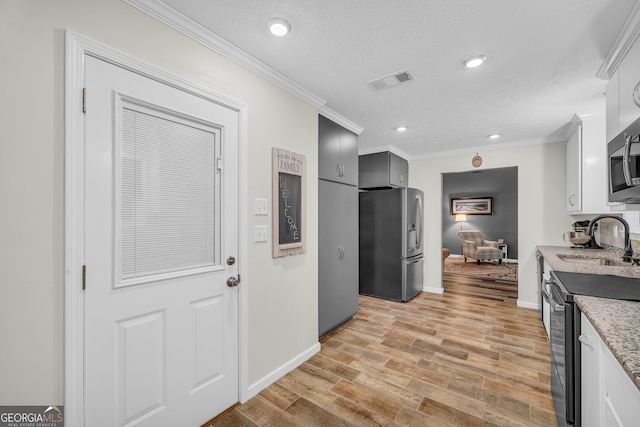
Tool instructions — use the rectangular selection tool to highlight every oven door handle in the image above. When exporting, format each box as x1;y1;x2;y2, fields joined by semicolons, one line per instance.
548;293;565;311
542;279;553;299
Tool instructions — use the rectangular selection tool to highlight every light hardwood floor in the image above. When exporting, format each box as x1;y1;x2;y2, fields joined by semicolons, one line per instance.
442;271;518;304
206;288;556;427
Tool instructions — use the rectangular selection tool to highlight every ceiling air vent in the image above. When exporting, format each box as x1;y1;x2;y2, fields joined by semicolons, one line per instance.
366;69;415;92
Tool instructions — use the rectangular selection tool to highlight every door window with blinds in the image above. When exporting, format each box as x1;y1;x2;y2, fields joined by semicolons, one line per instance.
115;97;222;287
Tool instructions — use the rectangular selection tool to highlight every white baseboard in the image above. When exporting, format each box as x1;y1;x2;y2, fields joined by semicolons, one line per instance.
423;286;444;294
517;300;539;310
244;341;321;402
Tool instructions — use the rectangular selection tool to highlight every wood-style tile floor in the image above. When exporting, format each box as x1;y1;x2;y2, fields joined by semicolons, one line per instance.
206;291;556;427
442;271;518;304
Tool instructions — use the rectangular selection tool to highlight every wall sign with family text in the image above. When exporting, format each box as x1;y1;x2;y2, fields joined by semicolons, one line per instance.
272;147;306;257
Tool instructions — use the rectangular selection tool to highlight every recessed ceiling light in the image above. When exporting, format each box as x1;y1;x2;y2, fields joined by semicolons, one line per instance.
463;55;487;68
488;133;501;139
267;18;291;37
396;126;407;132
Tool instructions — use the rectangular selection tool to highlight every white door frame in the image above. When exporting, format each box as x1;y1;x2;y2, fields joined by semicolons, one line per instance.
64;30;249;427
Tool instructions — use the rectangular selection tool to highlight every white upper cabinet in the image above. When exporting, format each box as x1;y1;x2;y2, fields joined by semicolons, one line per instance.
618;37;640;134
606;70;621;143
566;121;582;212
566;114;610;214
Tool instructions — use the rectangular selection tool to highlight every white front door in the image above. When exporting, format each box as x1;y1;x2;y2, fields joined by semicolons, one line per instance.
83;55;239;427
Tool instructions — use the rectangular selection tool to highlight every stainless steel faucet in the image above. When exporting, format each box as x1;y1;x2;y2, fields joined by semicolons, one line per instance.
586;215;634;262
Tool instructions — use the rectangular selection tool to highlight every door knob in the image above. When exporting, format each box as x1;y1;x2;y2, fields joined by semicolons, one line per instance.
227;276;240;287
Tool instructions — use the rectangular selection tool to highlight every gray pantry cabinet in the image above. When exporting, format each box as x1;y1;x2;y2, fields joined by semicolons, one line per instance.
318;115;359;186
318;115;359;337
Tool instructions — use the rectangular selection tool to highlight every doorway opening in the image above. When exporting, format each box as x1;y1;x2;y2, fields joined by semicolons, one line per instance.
441;167;518;303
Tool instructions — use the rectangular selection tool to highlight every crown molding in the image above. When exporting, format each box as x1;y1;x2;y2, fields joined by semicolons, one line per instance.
124;0;327;106
597;0;640;79
318;108;364;135
124;0;363;137
412;135;566;160
565;114;582;138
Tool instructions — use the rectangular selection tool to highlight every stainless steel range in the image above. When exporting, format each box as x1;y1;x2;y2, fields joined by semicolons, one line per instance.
548;271;640;427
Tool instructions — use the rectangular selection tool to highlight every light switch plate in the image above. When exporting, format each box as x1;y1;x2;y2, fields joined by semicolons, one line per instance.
255;225;268;242
255;198;268;215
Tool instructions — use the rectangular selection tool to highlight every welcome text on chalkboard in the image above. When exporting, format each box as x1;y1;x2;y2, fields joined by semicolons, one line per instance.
278;173;301;244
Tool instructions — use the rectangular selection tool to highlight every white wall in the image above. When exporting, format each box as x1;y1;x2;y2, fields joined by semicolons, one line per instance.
410;141;575;306
0;0;318;404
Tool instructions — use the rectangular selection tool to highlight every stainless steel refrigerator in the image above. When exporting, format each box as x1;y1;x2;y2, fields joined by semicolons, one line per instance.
359;187;424;301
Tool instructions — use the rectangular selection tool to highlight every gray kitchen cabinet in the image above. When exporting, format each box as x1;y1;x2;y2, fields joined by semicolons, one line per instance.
318;179;358;336
318;115;359;337
318;114;358;186
358;151;409;189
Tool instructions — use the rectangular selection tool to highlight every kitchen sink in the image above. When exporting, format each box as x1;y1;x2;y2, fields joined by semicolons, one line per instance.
556;254;629;267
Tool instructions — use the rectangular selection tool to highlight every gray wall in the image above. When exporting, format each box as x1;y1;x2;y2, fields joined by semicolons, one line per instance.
442;167;518;259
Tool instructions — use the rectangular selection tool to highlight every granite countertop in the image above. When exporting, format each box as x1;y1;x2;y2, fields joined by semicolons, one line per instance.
536;245;638;278
537;245;640;391
574;295;640;391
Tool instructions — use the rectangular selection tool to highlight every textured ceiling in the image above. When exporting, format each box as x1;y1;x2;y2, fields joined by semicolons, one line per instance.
158;0;635;157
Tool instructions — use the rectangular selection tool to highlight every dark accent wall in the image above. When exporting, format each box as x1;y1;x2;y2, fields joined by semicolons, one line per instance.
442;167;518;259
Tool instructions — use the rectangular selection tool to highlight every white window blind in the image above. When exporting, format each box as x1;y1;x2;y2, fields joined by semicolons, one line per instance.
120;107;218;281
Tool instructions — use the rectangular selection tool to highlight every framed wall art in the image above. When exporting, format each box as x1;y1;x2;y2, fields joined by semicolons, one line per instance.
272;147;306;257
451;197;493;215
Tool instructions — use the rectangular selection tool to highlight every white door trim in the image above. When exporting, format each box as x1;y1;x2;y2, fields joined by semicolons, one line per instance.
64;30;249;427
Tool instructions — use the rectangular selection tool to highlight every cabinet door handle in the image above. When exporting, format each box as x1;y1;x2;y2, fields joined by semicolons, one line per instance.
336;163;345;177
337;245;345;260
568;194;576;206
579;334;594;350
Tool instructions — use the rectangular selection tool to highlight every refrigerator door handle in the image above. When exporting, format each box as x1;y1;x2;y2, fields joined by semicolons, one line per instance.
415;195;423;250
407;257;424;265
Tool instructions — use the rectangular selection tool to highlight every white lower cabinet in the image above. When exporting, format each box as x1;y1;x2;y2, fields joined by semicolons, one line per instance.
581;313;640;426
580;313;601;427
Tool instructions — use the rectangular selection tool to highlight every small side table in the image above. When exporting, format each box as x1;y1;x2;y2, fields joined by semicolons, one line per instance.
498;244;507;259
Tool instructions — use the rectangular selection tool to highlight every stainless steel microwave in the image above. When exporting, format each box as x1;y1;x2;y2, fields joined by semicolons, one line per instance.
609;116;640;203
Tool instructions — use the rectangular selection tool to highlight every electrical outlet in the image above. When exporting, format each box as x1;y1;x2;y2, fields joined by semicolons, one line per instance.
255;225;268;242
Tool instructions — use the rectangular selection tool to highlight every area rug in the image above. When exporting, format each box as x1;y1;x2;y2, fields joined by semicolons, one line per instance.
443;257;518;282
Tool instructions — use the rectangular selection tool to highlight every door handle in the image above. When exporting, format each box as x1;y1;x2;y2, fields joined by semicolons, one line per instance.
227;275;241;287
416;196;423;250
623;133;633;186
579;334;594;350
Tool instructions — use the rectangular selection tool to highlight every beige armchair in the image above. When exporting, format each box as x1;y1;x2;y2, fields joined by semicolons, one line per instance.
457;230;503;265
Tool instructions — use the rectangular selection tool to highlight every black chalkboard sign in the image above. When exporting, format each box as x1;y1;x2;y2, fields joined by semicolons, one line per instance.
278;173;302;244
